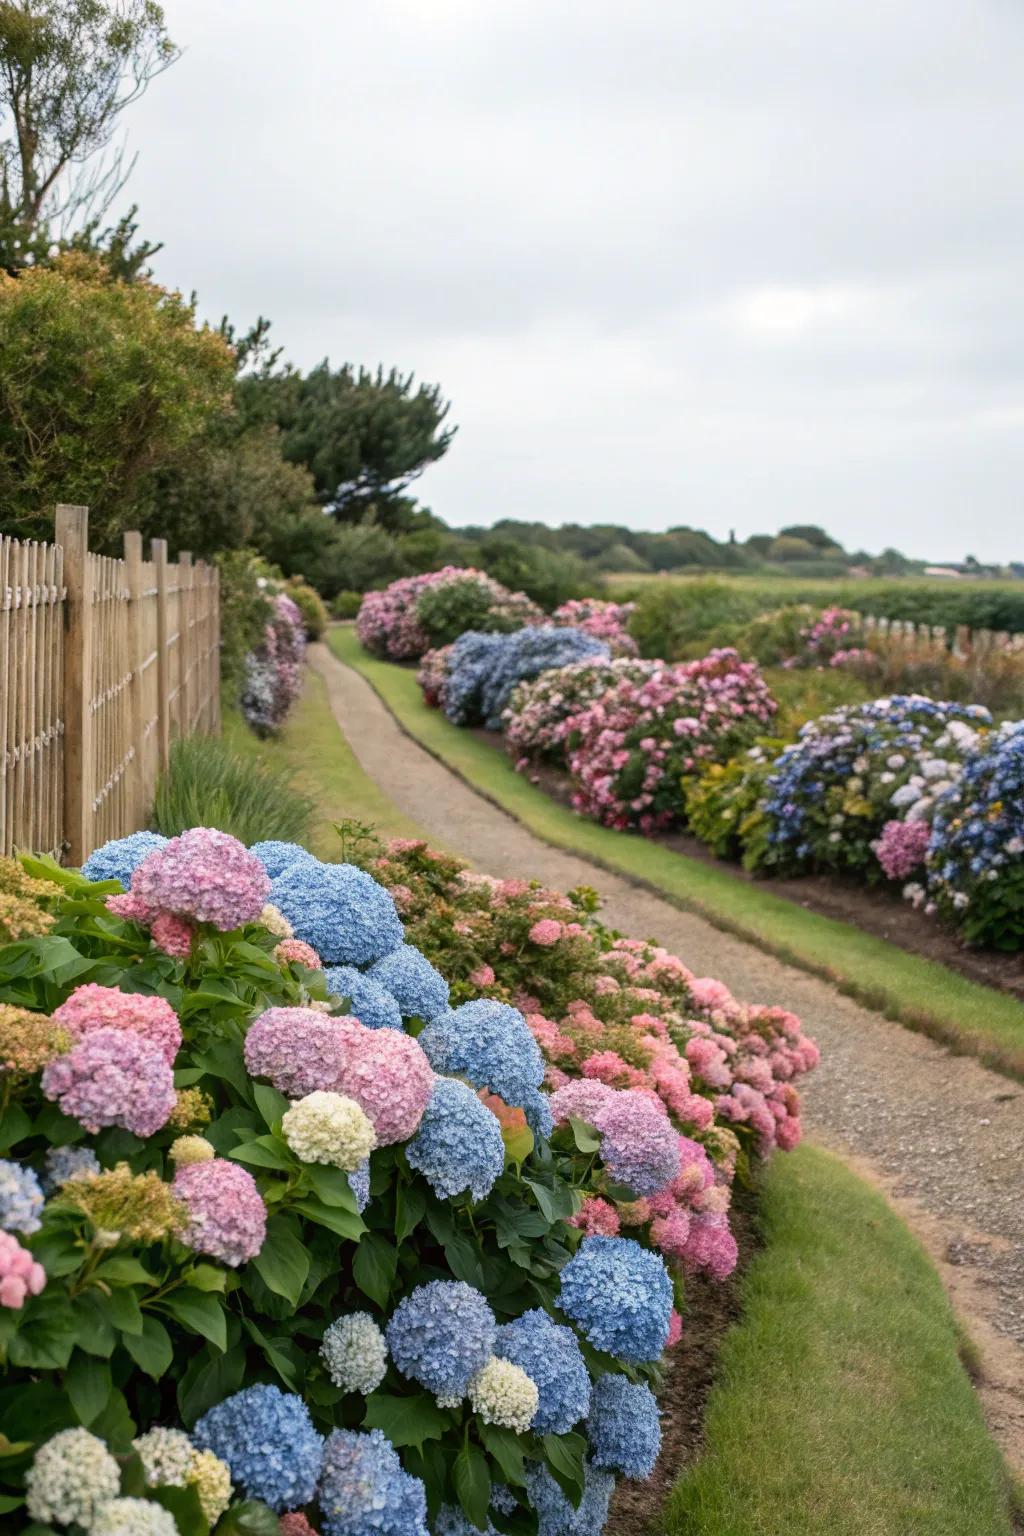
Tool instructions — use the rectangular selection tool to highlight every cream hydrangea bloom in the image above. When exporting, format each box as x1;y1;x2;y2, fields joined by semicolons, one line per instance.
188;1447;233;1523
25;1429;121;1527
320;1311;388;1394
260;902;294;939
169;1135;215;1165
468;1356;539;1433
282;1091;377;1171
91;1498;179;1535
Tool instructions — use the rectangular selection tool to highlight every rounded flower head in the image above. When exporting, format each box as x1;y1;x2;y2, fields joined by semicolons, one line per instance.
275;938;323;969
82;830;167;886
524;1459;615;1536
329;1025;434;1146
387;1280;496;1399
150;912;195;958
188;1448;233;1524
41;1027;176;1136
270;861;403;966
62;1163;184;1244
549;1079;617;1128
194;1386;323;1513
245;1008;364;1098
52;983;182;1066
587;1373;661;1479
91;1498;179;1535
133;1426;194;1487
419;1000;545;1120
170;1134;215;1166
558;1235;672;1362
365;943;449;1020
593;1092;679;1198
42;1143;100;1192
323;966;403;1031
318;1428;428;1536
320;1312;388;1394
468;1356;539;1433
250;840;320;880
173;1158;266;1267
133;827;270;930
494;1308;591;1434
0;1229;46;1307
283;1092;377;1171
0;1158;44;1233
405;1078;504;1202
0;1003;70;1075
25;1428;120;1526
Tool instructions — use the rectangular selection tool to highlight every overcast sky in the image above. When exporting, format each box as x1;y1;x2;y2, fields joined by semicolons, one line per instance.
115;0;1024;561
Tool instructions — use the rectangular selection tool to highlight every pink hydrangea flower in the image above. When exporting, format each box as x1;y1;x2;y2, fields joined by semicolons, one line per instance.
873;818;931;880
132;828;270;931
274;939;323;970
548;1079;617;1127
105;890;154;923
593;1092;680;1197
651;1205;692;1259
469;964;496;988
41;1027;176;1135
528;919;562;947
329;1025;434;1145
150;912;195;959
681;1210;739;1281
52;985;182;1066
569;1196;621;1236
0;1230;46;1308
666;1309;683;1348
279;1517;320;1536
173;1158;266;1267
244;1009;365;1098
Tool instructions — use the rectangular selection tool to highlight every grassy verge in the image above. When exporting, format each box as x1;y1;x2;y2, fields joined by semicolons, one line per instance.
223;669;426;858
329;626;1024;1076
663;1144;1018;1536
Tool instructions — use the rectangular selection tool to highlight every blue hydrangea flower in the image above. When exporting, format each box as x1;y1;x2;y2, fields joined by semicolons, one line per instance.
557;1236;672;1363
405;1079;504;1202
418;1001;545;1117
521;1086;554;1140
349;1158;370;1213
494;1309;591;1434
444;626;610;729
248;840;319;879
41;1145;100;1193
193;1385;322;1512
365;944;449;1020
81;831;167;887
323;966;403;1031
318;1428;427;1536
435;1508;499;1536
524;1458;615;1536
587;1373;661;1479
386;1281;495;1399
270;862;403;966
0;1159;44;1234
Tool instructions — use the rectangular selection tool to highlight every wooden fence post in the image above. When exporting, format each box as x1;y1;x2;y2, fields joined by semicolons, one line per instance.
179;552;193;735
55;505;92;865
123;531;147;828
153;539;171;773
211;563;221;735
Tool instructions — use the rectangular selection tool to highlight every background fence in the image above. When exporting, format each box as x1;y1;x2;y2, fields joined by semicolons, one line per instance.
857;613;1024;657
1;505;220;867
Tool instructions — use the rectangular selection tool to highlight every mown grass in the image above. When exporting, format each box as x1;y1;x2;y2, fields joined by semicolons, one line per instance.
223;669;426;858
330;626;1024;1077
662;1144;1017;1536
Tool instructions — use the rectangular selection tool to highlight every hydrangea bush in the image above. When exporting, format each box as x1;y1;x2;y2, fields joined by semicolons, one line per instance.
550;600;638;658
0;822;816;1534
502;659;661;769
242;592;306;734
356;568;542;662
441;627;611;730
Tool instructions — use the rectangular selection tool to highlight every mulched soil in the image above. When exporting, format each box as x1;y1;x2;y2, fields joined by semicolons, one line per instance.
605;1195;759;1535
477;732;1024;1000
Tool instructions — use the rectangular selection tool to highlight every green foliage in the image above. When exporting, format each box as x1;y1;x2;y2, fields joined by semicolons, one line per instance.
284;579;328;640
628;580;764;660
477;537;595;610
733;605;820;666
0;255;234;548
331;590;363;619
215;551;269;705
416;576;496;646
153;735;313;844
682;743;785;867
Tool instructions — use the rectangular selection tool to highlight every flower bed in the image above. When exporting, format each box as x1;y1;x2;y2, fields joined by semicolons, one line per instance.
356;568;541;662
550;600;638;658
242;593;306;734
503;658;660;768
0;820;815;1536
440;626;611;729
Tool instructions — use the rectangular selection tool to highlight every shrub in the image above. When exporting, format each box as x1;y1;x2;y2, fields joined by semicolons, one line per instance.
682;741;789;865
628;581;764;661
356;566;541;662
415;572;542;649
0;816;816;1534
241;592;306;734
153;736;314;845
566;651;778;831
442;626;610;729
732;605;865;669
215;550;269;706
331;589;363;619
286;579;329;640
503;658;660;766
416;644;454;708
551;599;638;656
0;857;59;943
925;721;1024;948
759;696;990;880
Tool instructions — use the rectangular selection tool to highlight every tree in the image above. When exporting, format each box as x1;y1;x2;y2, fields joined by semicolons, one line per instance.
0;253;235;546
0;0;177;267
251;360;457;527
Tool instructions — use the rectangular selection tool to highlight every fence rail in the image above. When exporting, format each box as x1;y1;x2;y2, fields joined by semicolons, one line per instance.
857;613;1024;657
1;505;219;866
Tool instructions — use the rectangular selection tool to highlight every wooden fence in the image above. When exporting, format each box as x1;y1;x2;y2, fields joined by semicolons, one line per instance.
1;505;220;867
858;613;1024;657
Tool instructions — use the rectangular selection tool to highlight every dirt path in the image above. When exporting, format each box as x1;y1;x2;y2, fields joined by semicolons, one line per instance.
308;642;1024;1471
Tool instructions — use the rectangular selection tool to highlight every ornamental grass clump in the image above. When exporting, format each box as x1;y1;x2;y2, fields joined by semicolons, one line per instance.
0;817;817;1534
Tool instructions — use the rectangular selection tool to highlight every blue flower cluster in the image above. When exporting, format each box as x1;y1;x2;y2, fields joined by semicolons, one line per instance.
324;965;403;1031
318;1428;427;1536
349;1158;370;1212
41;1145;100;1193
558;1236;672;1363
494;1308;590;1433
406;1078;505;1202
270;861;403;965
386;1280;495;1399
419;1000;550;1135
0;1159;44;1233
587;1373;661;1479
81;830;167;886
249;839;319;879
434;1508;500;1536
193;1385;322;1512
524;1458;615;1536
366;943;450;1020
443;626;610;729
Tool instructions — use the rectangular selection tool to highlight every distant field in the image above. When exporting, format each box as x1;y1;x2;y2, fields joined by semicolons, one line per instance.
605;571;1024;598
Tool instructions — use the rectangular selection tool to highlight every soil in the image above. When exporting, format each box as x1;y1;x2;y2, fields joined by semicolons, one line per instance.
308;642;1024;1477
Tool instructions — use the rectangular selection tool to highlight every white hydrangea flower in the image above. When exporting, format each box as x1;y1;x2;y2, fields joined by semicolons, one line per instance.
260;902;294;939
169;1135;215;1165
91;1498;179;1535
133;1426;194;1486
468;1356;539;1433
283;1091;377;1170
25;1429;121;1527
188;1448;232;1524
320;1311;389;1393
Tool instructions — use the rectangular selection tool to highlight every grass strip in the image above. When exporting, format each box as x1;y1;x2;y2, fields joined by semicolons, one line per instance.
330;626;1024;1075
223;670;427;858
662;1144;1018;1536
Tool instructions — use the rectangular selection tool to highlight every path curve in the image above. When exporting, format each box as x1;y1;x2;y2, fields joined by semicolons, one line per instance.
308;642;1024;1468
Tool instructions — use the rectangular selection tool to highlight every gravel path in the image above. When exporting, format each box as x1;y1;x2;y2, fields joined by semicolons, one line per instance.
309;642;1024;1467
